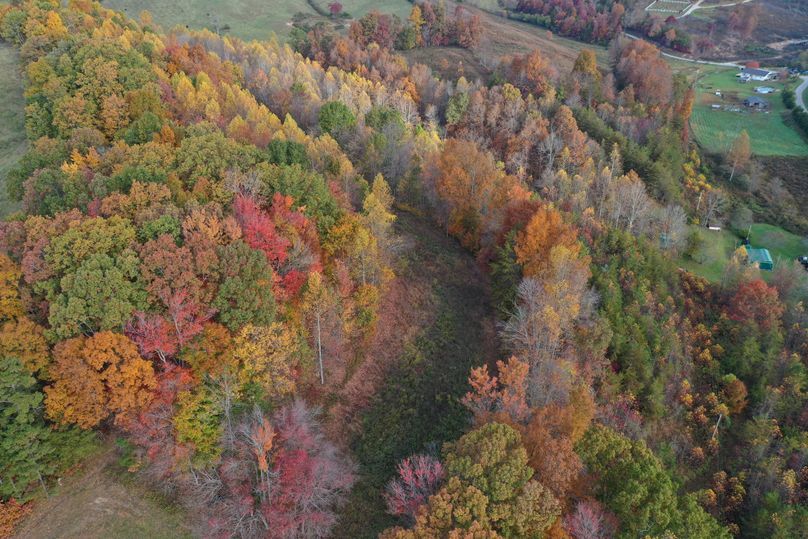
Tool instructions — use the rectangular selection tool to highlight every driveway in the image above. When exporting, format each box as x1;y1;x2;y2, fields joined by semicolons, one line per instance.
796;76;808;112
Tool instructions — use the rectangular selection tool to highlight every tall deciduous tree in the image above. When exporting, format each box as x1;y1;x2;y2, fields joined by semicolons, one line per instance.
727;130;751;183
231;323;298;401
45;332;156;429
462;356;530;425
384;454;446;522
0;255;24;323
380;477;499;539
514;206;580;279
363;174;396;253
443;422;560;537
0;318;49;376
727;279;784;332
300;272;340;385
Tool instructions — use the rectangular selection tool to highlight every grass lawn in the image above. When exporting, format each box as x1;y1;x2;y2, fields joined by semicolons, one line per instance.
678;223;808;282
689;68;808;157
678;226;742;282
749;223;808;262
103;0;411;41
12;443;192;539
0;43;26;217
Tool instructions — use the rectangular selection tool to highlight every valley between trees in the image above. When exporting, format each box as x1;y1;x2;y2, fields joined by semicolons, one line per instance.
1;1;807;538
334;211;499;537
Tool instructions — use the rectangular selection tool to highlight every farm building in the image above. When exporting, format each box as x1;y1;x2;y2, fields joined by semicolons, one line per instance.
754;86;775;94
745;245;773;270
743;96;769;109
737;67;775;81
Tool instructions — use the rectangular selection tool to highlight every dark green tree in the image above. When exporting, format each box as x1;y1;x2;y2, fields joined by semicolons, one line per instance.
318;101;356;135
213;240;276;332
0;357;53;501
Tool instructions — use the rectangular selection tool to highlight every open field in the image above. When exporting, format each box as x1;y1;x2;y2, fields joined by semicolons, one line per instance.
406;0;610;81
334;211;498;537
403;46;488;81
103;0;411;40
678;223;808;282
13;444;192;539
749;223;808;262
0;44;26;216
690;68;808;156
450;0;609;74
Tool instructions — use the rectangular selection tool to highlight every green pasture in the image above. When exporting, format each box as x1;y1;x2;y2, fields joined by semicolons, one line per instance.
103;0;412;41
748;223;808;262
689;68;808;156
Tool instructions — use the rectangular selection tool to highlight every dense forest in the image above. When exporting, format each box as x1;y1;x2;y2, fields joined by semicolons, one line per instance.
0;1;806;538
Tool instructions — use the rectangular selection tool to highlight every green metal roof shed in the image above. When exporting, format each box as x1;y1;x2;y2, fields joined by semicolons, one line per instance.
745;245;773;271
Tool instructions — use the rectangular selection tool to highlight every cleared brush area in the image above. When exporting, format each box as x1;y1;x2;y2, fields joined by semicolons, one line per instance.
402;46;488;81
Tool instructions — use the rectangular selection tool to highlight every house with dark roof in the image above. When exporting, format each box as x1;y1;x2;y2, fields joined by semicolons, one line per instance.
737;67;775;82
743;96;769;109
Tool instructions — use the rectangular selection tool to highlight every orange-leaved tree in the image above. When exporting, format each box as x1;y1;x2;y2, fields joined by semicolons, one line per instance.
514;206;580;279
45;332;156;429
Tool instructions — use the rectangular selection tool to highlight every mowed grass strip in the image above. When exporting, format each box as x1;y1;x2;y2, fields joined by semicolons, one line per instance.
0;44;25;216
690;68;808;156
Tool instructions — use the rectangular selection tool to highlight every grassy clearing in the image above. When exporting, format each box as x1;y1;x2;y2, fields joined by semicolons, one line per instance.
405;2;610;82
0;43;26;217
13;443;191;539
469;4;609;73
103;0;411;40
678;223;808;282
689;68;808;156
748;223;808;262
678;226;742;282
334;212;498;538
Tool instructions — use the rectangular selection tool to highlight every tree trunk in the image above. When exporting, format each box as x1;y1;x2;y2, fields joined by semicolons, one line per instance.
38;470;49;497
316;313;324;385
